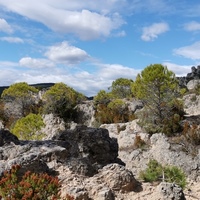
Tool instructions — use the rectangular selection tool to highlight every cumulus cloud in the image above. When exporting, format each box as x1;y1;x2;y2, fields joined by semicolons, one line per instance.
0;1;125;40
184;21;200;31
0;37;24;43
141;22;169;41
97;63;140;80
45;41;89;64
0;56;141;96
173;41;200;60
163;62;192;76
0;18;13;33
19;57;55;69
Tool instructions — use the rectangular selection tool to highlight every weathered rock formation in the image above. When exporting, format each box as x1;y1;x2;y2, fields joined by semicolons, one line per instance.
0;126;142;199
183;94;200;116
74;100;96;127
178;65;200;88
159;182;186;200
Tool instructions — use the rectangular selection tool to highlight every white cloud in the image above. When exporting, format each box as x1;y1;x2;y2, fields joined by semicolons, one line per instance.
0;61;18;68
45;41;89;64
162;62;192;76
184;21;200;31
0;1;125;40
0;18;13;33
173;41;200;60
98;63;140;80
0;57;141;96
0;37;24;43
19;57;55;69
141;22;169;41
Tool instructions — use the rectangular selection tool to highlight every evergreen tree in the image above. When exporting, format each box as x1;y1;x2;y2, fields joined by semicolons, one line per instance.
132;64;184;134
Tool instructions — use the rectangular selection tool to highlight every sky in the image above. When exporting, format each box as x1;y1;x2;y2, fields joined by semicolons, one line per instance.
0;0;200;96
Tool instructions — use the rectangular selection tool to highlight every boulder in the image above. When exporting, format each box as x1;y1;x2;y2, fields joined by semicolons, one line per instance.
159;182;186;200
60;163;138;200
0;129;19;146
187;79;200;90
0;125;120;178
53;125;119;176
97;163;137;192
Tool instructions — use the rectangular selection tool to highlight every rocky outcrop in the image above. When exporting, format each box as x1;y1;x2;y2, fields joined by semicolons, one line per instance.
178;65;200;87
159;182;186;200
0;127;141;199
60;163;139;199
74;100;95;127
101;121;200;181
183;94;200;116
42;114;67;139
187;79;200;90
0;126;120;176
0;129;19;146
52;125;120;176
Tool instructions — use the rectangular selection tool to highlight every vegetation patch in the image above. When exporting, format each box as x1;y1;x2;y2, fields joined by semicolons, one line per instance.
0;165;74;200
139;159;187;189
11;113;45;140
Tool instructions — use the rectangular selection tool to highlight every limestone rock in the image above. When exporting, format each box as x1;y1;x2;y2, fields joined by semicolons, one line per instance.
60;163;138;200
183;94;200;116
101;120;147;152
187;79;200;90
97;163;137;192
0;125;120;178
42;114;66;139
159;182;186;200
74;100;95;127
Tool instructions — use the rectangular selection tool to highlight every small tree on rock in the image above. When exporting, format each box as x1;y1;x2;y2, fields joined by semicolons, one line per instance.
131;64;184;135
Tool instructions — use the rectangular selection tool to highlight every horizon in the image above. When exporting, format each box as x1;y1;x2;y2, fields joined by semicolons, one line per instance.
0;1;200;96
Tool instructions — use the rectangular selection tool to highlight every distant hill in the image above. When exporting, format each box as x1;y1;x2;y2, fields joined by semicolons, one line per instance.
0;83;55;97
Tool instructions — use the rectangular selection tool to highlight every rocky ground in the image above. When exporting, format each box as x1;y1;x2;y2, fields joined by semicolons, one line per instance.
0;84;200;199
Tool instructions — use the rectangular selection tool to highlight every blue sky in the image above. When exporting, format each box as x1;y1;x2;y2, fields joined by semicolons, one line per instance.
0;0;200;96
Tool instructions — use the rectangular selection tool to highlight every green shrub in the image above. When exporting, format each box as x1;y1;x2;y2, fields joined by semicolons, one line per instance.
11;113;45;140
42;82;85;121
0;165;74;200
139;159;163;182
140;159;187;189
164;166;187;189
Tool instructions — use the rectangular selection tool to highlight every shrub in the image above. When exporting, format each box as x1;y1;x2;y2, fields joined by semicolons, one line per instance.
42;82;85;121
139;159;187;189
0;165;74;200
137;99;184;136
139;159;163;182
164;166;187;189
11;113;45;140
